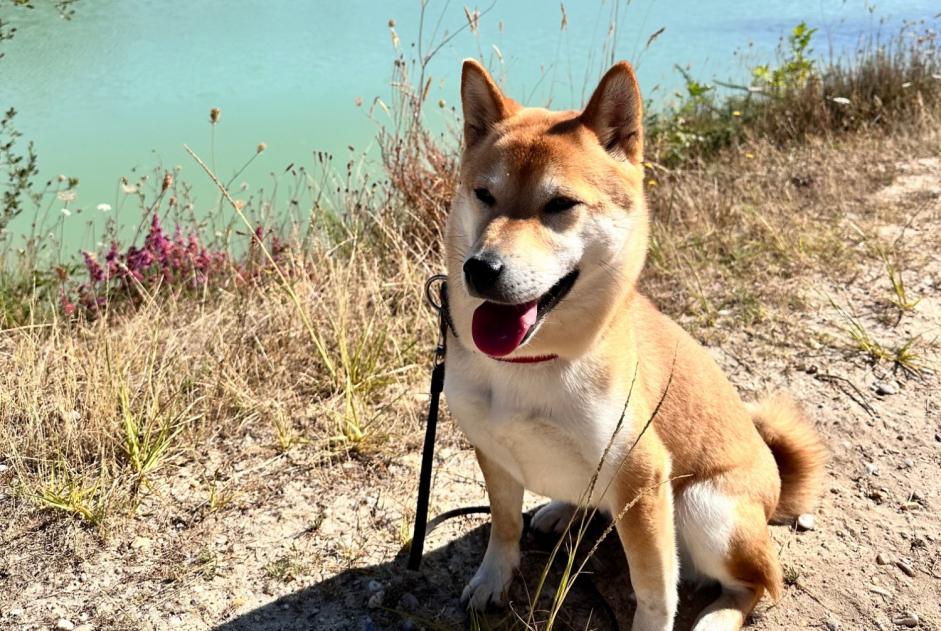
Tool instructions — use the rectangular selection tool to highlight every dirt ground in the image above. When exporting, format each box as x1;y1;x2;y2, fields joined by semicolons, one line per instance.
1;159;939;630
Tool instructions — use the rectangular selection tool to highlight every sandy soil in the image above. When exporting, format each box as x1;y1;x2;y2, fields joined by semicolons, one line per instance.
1;159;939;630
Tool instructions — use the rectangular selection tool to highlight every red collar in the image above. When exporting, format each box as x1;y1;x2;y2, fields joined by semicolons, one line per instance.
493;354;559;364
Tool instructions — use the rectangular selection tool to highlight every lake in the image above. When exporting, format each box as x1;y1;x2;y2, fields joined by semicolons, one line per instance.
1;0;937;252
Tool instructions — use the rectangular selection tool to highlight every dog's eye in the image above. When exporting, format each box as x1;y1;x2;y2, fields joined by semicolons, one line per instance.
544;196;579;214
474;187;496;206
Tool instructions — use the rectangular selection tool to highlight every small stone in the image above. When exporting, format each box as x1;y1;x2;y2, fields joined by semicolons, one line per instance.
874;381;899;395
896;560;916;577
398;592;419;612
865;462;879;476
869;586;892;597
367;591;384;609
876;552;893;565
56;620;75;631
0;464;8;473
168;615;182;627
796;513;816;531
825;619;840;631
131;536;153;551
366;579;383;593
892;613;919;627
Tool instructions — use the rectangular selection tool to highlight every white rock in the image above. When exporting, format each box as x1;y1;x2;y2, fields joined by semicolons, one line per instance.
797;513;816;531
874;381;899;396
367;591;384;609
56;620;75;631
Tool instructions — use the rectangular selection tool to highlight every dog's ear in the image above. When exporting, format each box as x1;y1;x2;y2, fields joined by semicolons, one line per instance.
580;61;644;163
461;59;514;148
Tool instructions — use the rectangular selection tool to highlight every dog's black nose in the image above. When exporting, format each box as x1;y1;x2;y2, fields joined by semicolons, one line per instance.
463;254;503;294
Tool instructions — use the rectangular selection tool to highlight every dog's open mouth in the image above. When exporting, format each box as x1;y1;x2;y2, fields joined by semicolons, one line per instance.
471;270;579;357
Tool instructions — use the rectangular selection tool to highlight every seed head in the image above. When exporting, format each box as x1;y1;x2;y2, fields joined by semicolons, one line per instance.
210;107;221;124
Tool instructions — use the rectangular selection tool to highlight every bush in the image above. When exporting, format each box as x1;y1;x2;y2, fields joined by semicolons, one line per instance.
646;22;941;166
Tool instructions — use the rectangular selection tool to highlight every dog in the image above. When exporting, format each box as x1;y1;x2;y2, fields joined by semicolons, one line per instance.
441;58;827;631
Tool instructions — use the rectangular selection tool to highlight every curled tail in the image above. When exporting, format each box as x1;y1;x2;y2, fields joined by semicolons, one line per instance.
749;393;828;523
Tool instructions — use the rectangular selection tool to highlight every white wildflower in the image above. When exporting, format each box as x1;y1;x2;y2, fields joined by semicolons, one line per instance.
60;208;71;217
831;97;851;105
57;190;76;202
97;203;112;212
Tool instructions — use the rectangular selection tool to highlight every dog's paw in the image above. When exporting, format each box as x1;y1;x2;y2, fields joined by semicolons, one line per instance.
531;500;578;535
461;557;516;611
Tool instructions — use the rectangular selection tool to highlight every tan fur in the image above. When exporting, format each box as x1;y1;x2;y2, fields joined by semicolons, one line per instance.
610;437;680;628
447;59;827;630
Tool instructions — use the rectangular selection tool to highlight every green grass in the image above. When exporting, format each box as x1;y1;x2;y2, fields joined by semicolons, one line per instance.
34;461;108;527
265;547;307;583
829;295;931;375
884;256;921;315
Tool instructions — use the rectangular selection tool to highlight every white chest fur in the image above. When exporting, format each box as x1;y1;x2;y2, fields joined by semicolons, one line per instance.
443;345;633;505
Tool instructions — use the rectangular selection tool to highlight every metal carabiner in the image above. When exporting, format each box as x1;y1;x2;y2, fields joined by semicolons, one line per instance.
424;274;448;364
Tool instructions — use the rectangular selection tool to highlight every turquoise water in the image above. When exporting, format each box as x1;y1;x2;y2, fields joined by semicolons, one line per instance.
1;0;938;251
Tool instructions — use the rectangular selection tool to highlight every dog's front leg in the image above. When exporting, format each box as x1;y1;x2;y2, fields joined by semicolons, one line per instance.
461;447;523;610
612;469;679;631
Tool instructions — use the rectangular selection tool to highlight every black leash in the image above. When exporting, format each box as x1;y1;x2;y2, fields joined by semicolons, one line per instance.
407;275;489;571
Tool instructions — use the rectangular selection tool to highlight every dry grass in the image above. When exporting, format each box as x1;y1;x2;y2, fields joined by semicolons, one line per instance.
0;236;433;530
643;119;940;338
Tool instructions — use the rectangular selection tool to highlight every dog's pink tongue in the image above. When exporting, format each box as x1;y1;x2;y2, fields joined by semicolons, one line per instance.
472;300;538;357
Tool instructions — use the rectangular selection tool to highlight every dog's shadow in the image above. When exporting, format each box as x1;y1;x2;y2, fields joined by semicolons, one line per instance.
213;509;717;630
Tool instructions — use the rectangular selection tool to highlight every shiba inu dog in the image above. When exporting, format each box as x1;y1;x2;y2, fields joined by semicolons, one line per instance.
442;58;827;630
